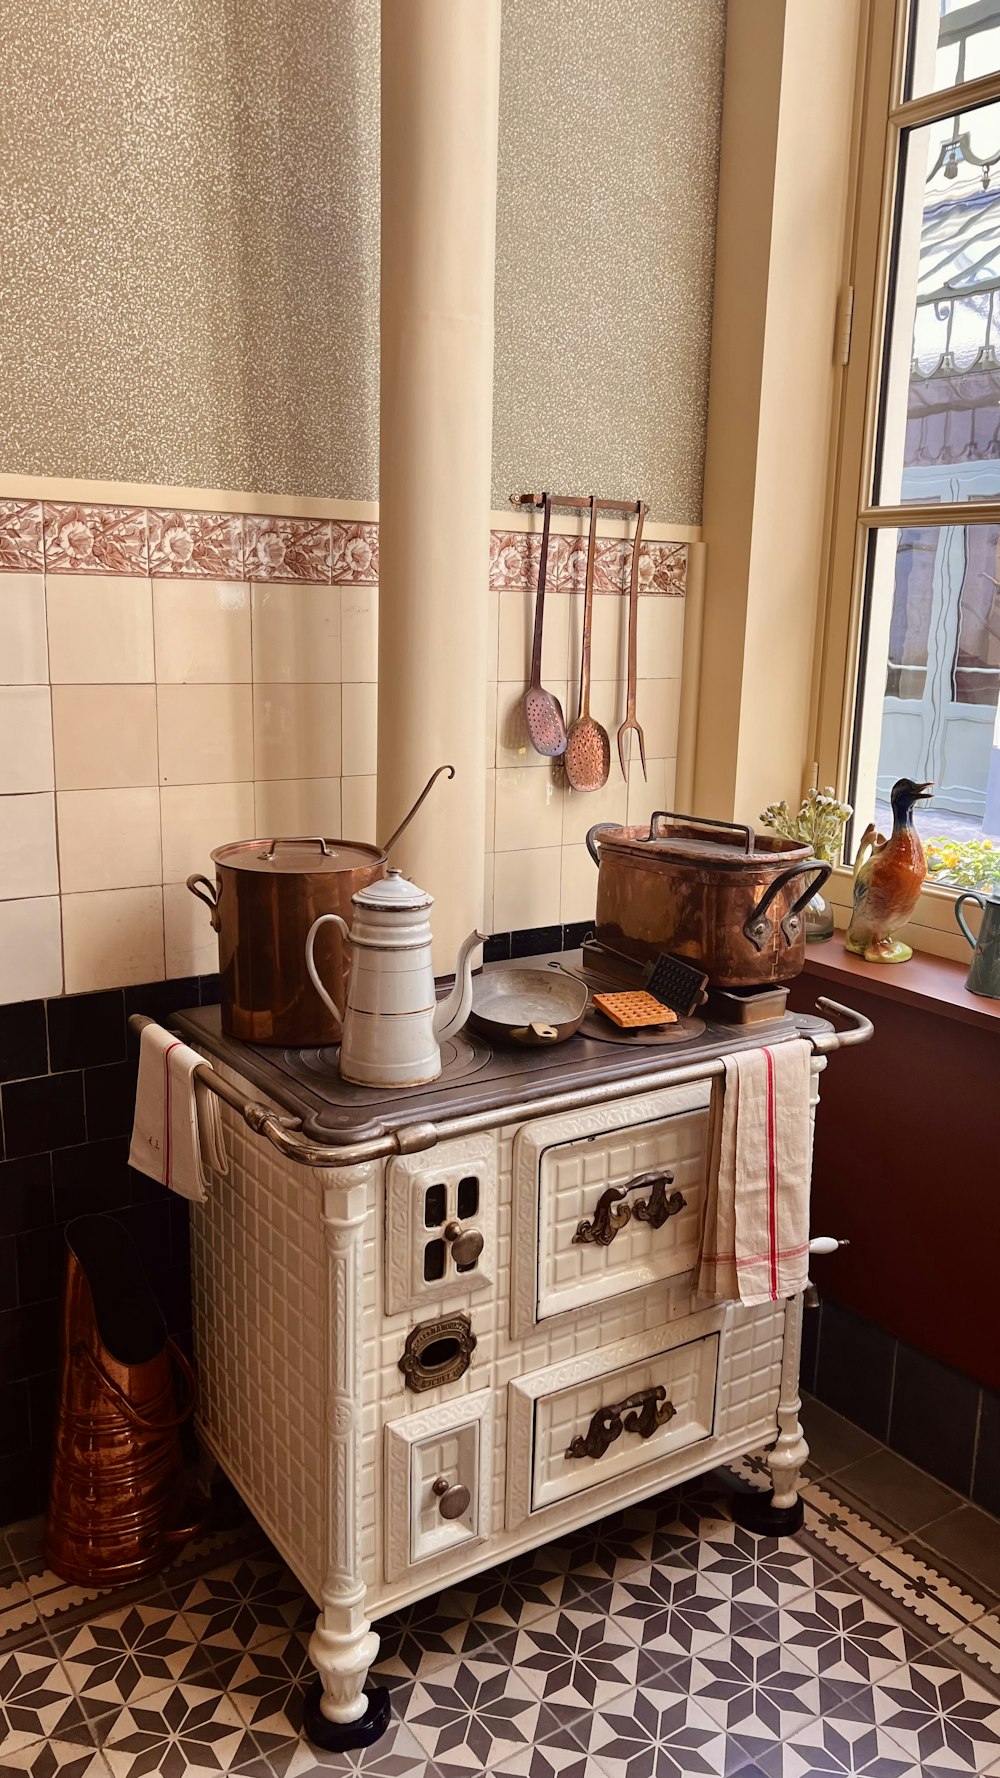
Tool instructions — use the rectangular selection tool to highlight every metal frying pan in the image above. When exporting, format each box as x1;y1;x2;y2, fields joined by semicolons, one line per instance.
469;967;589;1046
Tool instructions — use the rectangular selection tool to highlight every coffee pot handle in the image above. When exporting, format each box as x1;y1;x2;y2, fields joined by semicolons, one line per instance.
305;913;350;1036
954;891;985;950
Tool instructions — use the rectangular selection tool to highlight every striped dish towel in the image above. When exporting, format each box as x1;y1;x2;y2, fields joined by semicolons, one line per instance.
128;1021;228;1204
697;1039;812;1306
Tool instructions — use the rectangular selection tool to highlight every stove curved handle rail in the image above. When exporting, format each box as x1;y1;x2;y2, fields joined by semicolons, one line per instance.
127;999;872;1171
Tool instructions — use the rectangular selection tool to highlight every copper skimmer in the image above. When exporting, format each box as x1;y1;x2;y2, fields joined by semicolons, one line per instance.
617;500;647;781
564;495;611;791
521;493;567;757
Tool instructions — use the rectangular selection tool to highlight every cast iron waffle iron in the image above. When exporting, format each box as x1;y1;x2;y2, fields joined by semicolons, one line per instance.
172;951;828;1150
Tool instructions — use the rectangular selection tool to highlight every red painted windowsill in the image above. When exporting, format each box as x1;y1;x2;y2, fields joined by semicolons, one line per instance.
799;938;1000;1035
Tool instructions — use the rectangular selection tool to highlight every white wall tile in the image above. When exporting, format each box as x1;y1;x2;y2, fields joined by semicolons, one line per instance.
0;793;58;898
493;846;562;931
484;770;496;852
627;756;676;825
498;588;570;683
482;854;494;934
157;684;254;785
0;574;48;684
164;880;220;979
0;688;54;793
496;681;568;769
637;596;685;677
62;885;165;993
251;584;341;684
494;766;564;852
46;575;154;683
561;769;628;849
0;896;62;1002
253;778;342;839
57;788;162;892
153;580;251;683
634;678;681;760
340;586;378;683
341;773;376;842
160;782;254;884
341;682;377;777
561;839;599;924
252;683;341;781
52;685;158;791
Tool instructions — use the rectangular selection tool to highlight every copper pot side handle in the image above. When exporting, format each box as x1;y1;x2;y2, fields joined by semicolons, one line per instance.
743;858;831;953
186;874;221;933
647;809;755;853
586;822;617;865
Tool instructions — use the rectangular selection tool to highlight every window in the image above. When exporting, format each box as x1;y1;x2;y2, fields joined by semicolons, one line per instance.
818;0;1000;894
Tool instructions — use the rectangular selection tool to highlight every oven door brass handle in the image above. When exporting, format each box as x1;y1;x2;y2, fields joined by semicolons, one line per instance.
572;1170;685;1247
565;1384;676;1460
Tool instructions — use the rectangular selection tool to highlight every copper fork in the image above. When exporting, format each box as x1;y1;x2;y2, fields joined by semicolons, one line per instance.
617;500;647;781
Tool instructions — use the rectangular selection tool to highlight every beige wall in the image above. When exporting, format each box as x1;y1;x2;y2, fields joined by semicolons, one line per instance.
0;0;724;523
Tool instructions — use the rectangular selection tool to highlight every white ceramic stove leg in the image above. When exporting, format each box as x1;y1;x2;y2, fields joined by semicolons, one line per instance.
303;1591;388;1751
733;1293;809;1535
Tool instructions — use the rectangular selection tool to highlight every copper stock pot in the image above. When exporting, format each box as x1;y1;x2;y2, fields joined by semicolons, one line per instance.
586;809;831;989
187;765;454;1046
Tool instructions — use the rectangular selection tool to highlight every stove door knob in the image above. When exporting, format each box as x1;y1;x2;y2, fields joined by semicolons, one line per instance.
444;1221;484;1267
432;1476;471;1520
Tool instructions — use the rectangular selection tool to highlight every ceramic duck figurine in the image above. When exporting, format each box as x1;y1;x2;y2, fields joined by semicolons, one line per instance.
844;777;932;963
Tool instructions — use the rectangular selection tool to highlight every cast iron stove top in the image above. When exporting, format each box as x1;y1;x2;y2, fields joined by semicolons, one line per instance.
172;952;827;1148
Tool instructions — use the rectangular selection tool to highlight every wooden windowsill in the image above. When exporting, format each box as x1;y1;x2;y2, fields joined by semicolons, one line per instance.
800;937;1000;1035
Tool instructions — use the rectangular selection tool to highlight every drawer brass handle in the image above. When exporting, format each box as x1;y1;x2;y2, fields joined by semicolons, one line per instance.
432;1476;471;1520
565;1384;676;1460
572;1170;685;1247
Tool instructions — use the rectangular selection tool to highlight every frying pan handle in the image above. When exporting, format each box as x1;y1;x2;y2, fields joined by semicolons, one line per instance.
743;859;831;952
186;874;221;933
647;810;755;853
586;823;617;866
305;913;350;1036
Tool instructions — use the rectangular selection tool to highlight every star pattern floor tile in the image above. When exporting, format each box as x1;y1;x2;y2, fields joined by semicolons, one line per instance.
0;1454;996;1775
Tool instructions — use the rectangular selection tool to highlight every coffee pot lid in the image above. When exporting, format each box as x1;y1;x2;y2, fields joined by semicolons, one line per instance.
352;867;432;912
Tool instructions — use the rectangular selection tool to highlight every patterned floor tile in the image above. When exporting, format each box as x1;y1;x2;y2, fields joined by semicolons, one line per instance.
544;1510;653;1585
623;1479;735;1568
510;1603;638;1708
609;1554;736;1664
0;1740;114;1775
224;1628;316;1741
777;1582;927;1687
167;1555;313;1655
950;1605;1000;1680
0;1645;81;1756
682;1521;833;1610
851;1545;990;1648
680;1635;823;1747
797;1484;897;1575
402;1645;545;1772
485;1702;599;1777
94;1680;261;1775
231;1717;431;1775
54;1600;209;1713
587;1679;731;1777
866;1656;1000;1773
0;1558;41;1650
746;1712;923;1776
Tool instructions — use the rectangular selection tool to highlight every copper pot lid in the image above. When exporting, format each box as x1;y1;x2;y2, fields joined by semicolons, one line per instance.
596;823;812;869
209;836;386;875
353;867;432;911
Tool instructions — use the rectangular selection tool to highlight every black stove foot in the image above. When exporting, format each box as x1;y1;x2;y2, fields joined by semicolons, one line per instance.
731;1487;804;1536
302;1681;391;1751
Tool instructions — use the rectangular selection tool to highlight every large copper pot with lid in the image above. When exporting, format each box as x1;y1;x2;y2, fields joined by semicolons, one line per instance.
586;809;831;989
187;766;453;1045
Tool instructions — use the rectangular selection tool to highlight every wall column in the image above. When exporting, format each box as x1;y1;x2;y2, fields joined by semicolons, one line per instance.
378;0;500;967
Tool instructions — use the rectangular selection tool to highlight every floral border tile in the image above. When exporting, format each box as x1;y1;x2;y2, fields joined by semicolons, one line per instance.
489;531;542;592
244;516;332;584
43;504;148;576
642;541;687;596
147;510;244;580
0;499;44;572
330;522;378;585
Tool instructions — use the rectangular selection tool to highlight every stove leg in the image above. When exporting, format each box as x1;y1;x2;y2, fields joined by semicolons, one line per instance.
303;1594;390;1751
732;1293;809;1536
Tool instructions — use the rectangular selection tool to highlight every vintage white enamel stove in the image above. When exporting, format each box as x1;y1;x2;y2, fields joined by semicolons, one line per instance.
166;952;869;1751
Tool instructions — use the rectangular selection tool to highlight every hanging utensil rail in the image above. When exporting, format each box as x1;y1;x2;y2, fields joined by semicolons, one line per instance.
511;494;644;516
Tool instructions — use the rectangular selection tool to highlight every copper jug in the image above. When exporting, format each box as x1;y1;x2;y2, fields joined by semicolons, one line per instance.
45;1215;205;1587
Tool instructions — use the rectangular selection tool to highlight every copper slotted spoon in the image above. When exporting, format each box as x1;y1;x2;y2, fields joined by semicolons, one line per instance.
521;492;567;757
564;494;611;791
617;499;647;781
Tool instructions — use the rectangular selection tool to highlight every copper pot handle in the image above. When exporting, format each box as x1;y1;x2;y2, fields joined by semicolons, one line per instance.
744;858;831;952
72;1337;198;1430
186;874;221;933
647;810;755;853
586;823;617;865
257;837;334;861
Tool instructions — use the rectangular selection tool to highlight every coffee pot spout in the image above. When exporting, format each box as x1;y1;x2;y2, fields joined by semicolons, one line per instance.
433;929;486;1043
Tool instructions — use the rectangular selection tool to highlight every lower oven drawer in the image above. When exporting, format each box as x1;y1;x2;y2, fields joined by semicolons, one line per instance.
383;1389;492;1582
507;1328;718;1522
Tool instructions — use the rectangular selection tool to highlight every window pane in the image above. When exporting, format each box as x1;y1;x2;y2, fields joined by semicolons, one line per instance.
852;525;1000;853
876;97;1000;505
907;0;1000;100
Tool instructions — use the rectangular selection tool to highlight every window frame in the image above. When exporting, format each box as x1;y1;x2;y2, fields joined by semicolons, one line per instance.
812;0;1000;951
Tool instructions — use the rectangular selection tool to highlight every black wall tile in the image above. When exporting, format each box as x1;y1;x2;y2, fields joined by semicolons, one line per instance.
815;1296;896;1441
2;1072;85;1159
0;1237;17;1312
16;1226;65;1308
52;1136;133;1220
973;1387;1000;1518
889;1341;981;1496
47;989;125;1072
483;933;511;963
0;1299;59;1379
0;1450;50;1525
511;924;562;959
123;978;200;1040
0;1380;31;1460
27;1371;58;1462
84;1059;138;1141
800;1299;820;1395
198;974;221;1005
0;1000;47;1084
0;1154;54;1237
563;920;595;951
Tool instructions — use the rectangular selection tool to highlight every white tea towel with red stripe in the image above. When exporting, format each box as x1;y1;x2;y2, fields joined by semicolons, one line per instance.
697;1039;812;1306
128;1021;228;1204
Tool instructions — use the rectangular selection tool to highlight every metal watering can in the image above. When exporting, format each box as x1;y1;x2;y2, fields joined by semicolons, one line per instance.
955;889;1000;999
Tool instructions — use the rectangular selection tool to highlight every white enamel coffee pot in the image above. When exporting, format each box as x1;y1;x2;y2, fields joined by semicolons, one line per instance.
305;868;484;1088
